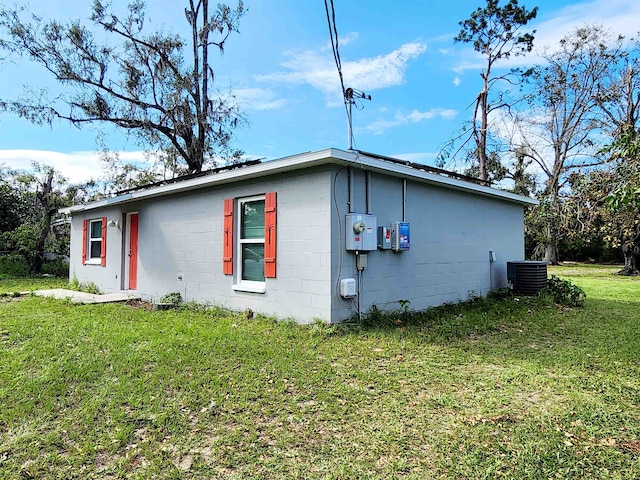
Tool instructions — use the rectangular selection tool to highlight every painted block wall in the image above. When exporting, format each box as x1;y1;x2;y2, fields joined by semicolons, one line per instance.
69;206;127;290
329;167;525;322
69;162;527;324
69;167;334;323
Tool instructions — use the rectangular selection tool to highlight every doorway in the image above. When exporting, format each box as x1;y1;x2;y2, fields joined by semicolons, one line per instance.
124;212;139;290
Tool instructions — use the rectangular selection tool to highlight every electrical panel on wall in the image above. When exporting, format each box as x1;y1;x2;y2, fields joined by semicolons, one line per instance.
392;221;410;252
377;226;392;250
345;214;377;251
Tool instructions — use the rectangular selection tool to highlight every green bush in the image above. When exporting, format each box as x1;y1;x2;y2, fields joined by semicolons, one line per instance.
543;275;586;307
68;276;100;294
161;292;183;304
0;254;30;277
41;260;69;277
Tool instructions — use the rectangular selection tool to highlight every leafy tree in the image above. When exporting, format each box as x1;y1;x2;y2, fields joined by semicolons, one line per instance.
0;163;88;273
453;0;538;181
601;130;640;275
516;26;623;264
0;166;28;234
0;0;245;174
464;148;536;195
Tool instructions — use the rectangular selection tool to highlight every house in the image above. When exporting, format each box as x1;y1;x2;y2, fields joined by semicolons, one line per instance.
61;148;537;324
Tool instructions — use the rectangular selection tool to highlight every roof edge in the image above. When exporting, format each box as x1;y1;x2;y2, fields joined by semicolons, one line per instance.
59;148;537;214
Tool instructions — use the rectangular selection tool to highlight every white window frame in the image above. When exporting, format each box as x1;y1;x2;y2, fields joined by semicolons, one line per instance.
85;218;103;265
232;195;266;294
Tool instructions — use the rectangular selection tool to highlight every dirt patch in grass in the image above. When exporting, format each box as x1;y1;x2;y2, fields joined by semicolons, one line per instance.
620;439;640;456
125;299;153;310
0;295;24;303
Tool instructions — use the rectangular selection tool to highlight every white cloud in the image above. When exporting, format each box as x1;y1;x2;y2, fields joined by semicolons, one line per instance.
451;0;640;74
406;108;457;122
391;152;437;163
533;0;640;52
0;149;148;184
357;108;458;135
256;42;427;102
453;76;461;87
233;88;286;110
324;32;359;51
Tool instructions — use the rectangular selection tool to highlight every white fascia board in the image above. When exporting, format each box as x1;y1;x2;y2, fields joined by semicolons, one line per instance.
62;147;536;214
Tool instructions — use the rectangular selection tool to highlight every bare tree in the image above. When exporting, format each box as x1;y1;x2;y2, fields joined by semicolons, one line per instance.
516;25;623;263
0;0;245;174
454;0;537;181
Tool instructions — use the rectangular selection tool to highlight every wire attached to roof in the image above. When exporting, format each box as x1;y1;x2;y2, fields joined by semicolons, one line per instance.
323;0;371;150
324;0;346;100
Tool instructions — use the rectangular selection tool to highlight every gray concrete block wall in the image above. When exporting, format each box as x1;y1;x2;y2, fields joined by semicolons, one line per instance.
69;167;335;324
69;207;127;291
330;169;525;322
69;162;527;324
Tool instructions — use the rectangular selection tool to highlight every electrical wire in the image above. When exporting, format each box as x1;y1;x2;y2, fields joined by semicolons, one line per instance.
324;0;353;145
323;1;371;151
323;0;347;100
333;167;355;309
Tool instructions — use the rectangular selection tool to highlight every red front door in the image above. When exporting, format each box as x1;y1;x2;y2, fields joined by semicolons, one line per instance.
129;213;139;290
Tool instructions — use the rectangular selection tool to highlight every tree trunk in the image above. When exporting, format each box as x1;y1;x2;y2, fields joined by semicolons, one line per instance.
618;244;639;276
32;170;55;273
544;242;558;265
543;220;558;265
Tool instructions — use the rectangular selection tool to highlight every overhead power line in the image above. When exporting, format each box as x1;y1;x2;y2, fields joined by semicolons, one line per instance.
323;0;370;150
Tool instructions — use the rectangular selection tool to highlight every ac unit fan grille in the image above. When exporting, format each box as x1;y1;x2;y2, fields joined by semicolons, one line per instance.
507;261;548;295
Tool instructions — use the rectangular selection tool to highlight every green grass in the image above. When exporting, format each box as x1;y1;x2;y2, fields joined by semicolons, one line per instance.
0;276;69;294
0;266;638;479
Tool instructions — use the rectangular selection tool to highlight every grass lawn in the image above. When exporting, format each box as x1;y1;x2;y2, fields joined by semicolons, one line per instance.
0;267;638;479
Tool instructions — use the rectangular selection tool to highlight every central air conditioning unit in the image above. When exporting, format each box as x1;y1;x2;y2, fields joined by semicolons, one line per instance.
507;261;548;295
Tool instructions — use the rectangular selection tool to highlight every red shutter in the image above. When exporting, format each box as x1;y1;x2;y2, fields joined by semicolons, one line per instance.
82;219;88;265
223;198;234;275
100;217;107;267
264;192;277;278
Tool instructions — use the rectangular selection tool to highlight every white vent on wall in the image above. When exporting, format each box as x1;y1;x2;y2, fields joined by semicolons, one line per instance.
340;278;357;298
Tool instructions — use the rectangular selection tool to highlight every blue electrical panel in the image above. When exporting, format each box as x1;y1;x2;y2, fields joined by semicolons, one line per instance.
392;221;410;252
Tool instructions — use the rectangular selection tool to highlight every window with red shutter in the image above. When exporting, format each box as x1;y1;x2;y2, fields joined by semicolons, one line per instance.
229;192;277;293
84;218;106;266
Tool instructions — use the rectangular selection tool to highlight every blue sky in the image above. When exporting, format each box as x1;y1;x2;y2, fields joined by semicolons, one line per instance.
1;0;639;183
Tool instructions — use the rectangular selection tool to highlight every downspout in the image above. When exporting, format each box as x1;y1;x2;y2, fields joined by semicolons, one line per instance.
348;167;354;213
402;179;407;221
365;171;372;215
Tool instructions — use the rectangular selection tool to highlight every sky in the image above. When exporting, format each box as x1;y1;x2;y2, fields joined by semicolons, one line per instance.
1;0;639;183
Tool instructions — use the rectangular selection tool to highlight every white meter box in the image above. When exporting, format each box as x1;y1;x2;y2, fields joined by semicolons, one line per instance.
345;213;377;251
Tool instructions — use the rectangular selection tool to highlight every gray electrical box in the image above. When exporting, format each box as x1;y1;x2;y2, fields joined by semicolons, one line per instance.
377;226;392;250
345;213;377;251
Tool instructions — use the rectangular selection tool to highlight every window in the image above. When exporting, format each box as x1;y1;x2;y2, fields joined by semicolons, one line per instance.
82;217;107;266
89;219;103;259
239;196;265;285
224;193;277;292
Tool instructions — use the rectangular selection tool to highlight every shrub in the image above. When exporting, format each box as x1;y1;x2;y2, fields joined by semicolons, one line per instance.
41;260;69;277
68;276;101;294
161;292;183;304
543;275;586;307
0;254;30;277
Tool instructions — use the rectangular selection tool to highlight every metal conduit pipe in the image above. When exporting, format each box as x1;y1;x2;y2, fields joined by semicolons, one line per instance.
402;178;407;221
365;170;372;215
